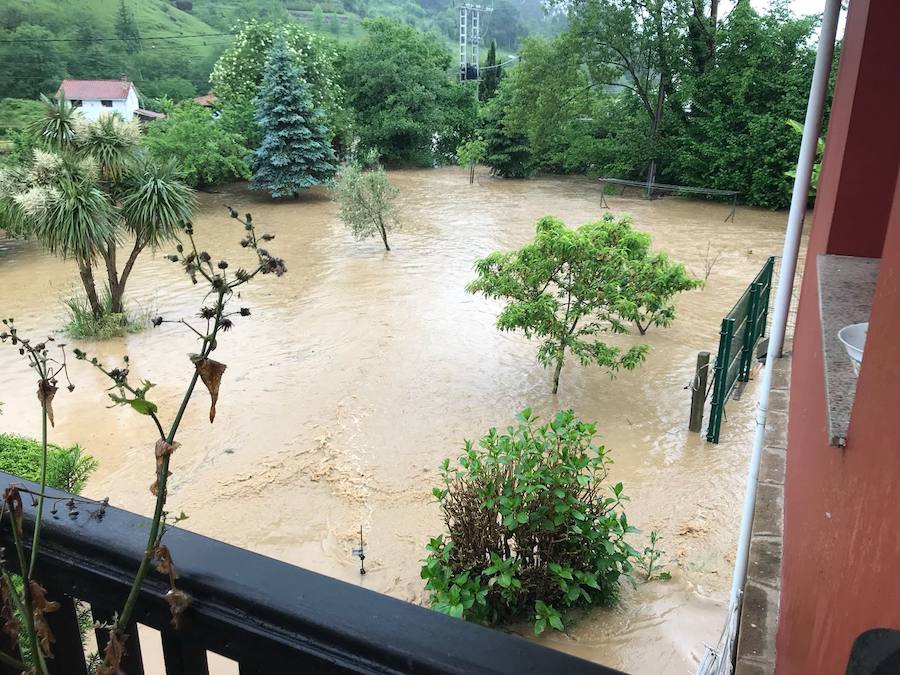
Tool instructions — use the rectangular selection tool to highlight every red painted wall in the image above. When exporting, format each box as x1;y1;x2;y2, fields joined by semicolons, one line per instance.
776;0;900;672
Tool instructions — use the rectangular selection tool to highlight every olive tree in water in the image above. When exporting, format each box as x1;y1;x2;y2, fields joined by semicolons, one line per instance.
332;156;399;251
467;215;651;394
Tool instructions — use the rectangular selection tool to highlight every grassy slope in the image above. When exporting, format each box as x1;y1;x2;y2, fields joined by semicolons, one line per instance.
17;0;222;58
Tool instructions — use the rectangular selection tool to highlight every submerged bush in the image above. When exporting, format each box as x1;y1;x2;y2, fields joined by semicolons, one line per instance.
0;434;97;493
63;291;149;340
422;409;638;634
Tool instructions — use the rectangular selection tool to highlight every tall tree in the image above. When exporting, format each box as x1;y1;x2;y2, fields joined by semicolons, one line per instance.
115;0;141;53
479;40;502;102
209;20;348;147
251;35;337;198
340;19;462;166
468;215;653;394
480;91;532;178
558;0;691;185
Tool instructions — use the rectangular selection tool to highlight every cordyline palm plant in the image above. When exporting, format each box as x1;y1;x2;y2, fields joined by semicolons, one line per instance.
0;96;195;323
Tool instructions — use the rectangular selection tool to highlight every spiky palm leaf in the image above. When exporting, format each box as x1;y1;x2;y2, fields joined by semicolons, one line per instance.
26;155;117;264
76;114;141;185
30;95;81;151
120;156;195;249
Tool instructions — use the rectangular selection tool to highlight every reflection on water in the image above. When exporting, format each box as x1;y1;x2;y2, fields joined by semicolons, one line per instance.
0;168;795;673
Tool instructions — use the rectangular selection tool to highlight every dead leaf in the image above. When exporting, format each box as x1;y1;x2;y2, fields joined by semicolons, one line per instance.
3;487;22;536
152;545;178;586
96;628;128;675
37;380;58;427
29;582;60;656
150;440;179;495
195;358;226;423
165;589;191;629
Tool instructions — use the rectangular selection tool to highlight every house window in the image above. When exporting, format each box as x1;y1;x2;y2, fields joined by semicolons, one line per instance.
71;100;82;107
101;100;113;107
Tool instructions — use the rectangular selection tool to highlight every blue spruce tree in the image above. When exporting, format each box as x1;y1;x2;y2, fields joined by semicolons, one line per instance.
251;35;337;197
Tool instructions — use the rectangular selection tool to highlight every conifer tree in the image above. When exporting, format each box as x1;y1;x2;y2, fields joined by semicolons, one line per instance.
479;40;502;102
251;34;337;198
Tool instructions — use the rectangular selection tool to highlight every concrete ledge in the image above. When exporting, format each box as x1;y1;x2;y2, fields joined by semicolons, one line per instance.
735;353;790;674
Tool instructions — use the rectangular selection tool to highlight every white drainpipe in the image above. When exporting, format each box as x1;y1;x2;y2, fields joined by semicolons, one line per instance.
700;1;842;672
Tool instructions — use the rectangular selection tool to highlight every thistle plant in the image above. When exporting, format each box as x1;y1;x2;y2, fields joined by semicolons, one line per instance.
0;322;77;673
0;208;285;674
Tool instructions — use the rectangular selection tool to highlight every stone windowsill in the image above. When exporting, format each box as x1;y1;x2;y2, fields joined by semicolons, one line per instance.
817;254;880;447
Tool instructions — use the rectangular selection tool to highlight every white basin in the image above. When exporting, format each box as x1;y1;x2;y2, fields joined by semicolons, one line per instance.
837;322;868;376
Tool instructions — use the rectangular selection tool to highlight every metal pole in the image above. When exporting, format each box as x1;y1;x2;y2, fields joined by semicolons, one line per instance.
689;351;710;433
770;0;839;357
705;2;842;672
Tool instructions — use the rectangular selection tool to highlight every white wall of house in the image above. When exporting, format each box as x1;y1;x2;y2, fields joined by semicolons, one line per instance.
74;87;139;121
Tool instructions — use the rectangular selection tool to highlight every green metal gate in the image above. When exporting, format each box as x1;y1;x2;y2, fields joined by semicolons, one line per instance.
706;256;775;443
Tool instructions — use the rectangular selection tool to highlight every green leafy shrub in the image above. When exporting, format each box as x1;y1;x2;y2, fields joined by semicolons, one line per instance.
144;103;250;188
422;409;638;634
0;434;97;493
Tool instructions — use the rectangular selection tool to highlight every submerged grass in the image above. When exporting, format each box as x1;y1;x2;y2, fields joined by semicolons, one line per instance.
63;291;153;340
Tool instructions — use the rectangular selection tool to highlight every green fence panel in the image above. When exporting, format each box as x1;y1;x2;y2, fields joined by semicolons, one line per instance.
706;257;775;444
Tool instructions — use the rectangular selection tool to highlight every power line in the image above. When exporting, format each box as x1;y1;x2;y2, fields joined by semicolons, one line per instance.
0;31;234;44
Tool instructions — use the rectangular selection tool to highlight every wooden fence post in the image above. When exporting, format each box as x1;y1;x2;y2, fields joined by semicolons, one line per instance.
689;351;710;433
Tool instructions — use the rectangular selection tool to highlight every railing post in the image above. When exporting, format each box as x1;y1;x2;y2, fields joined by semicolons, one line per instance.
740;283;760;381
758;256;776;338
707;317;735;444
689;351;710;433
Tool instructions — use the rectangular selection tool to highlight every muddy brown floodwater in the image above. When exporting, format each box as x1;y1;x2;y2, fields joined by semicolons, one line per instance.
0;167;797;673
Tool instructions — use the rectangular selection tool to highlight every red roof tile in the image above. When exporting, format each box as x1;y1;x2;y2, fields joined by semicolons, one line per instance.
56;79;134;101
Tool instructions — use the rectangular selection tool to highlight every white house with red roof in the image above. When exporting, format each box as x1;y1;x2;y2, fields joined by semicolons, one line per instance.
56;78;145;122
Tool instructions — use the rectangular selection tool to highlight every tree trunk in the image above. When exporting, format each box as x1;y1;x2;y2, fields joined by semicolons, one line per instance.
469;164;475;184
636;320;648;335
377;219;390;251
645;79;667;197
552;357;564;395
78;261;103;320
102;242;122;313
111;240;144;314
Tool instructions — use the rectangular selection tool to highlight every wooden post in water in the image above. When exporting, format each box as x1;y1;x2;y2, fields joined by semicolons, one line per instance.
689;351;710;433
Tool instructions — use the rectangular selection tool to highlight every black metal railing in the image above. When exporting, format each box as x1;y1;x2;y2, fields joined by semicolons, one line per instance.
0;472;622;675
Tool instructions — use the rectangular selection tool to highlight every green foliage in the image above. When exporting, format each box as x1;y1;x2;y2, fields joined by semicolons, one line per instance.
145;103;250;188
456;139;486;167
467;214;653;393
332;152;399;250
617;253;701;335
784;118;824;197
210;20;348;144
670;2;818;208
63;291;147;340
422;409;639;632
635;531;671;581
479;91;532;179
0;434;97;494
340;19;464;166
115;0;141;53
251;35;337;196
0;99;45;139
479;41;503;102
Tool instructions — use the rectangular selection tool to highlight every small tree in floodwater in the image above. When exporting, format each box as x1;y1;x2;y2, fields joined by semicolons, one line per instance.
251;34;337;198
422;409;640;634
457;138;486;184
467;214;651;394
332;153;399;251
617;253;700;335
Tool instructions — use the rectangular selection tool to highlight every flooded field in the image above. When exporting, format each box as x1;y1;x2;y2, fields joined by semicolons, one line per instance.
0;167;794;673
